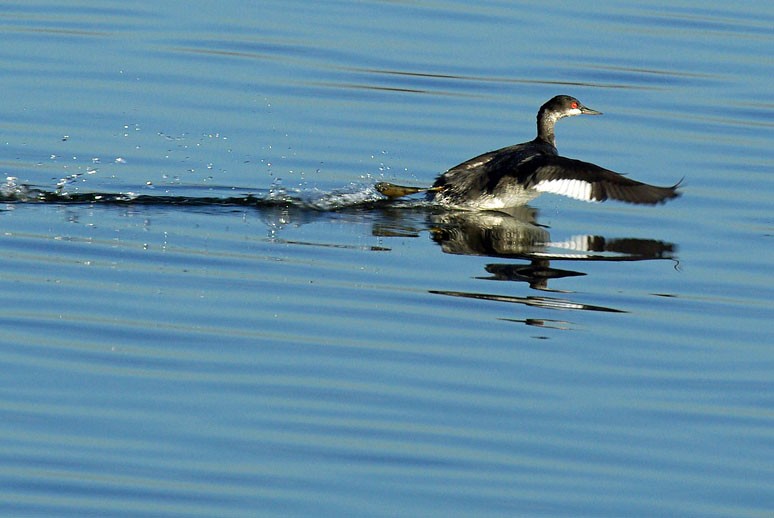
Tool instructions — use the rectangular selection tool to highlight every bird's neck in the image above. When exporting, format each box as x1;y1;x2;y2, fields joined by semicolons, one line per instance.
536;108;560;147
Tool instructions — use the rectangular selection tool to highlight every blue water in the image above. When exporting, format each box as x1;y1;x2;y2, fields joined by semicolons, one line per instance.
0;1;772;516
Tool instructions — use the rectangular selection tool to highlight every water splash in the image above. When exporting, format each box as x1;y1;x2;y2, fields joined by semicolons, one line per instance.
300;183;387;210
0;177;415;212
1;177;29;200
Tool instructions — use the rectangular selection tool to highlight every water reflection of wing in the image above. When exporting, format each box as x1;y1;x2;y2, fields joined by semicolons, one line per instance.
428;208;677;293
430;208;676;261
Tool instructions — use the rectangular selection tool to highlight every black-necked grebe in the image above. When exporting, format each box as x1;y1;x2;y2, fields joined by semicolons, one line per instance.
376;95;681;209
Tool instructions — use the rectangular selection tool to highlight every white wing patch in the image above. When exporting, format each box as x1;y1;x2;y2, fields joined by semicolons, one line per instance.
533;178;597;202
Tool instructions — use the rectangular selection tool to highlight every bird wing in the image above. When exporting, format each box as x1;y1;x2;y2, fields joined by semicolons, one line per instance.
521;155;682;205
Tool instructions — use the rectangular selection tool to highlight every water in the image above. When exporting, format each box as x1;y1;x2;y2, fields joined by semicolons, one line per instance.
1;1;772;516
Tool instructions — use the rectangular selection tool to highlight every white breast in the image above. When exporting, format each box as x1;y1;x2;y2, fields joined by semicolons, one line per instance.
460;184;541;210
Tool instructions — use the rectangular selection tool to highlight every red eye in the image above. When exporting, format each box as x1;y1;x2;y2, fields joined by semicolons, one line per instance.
571;101;578;109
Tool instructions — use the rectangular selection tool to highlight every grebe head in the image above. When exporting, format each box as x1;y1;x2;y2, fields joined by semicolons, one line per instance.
540;95;602;120
536;95;602;145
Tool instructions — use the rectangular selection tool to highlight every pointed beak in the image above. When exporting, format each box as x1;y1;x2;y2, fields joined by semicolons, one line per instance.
580;104;603;115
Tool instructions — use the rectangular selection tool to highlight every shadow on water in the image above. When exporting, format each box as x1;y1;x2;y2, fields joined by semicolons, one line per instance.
2;179;677;316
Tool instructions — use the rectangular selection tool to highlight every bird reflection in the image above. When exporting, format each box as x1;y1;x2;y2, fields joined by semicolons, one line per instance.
372;205;677;315
428;207;675;291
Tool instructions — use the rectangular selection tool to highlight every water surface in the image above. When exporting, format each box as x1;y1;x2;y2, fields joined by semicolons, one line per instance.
0;1;772;516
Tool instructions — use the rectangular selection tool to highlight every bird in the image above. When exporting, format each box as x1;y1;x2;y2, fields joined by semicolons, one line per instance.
375;95;681;209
